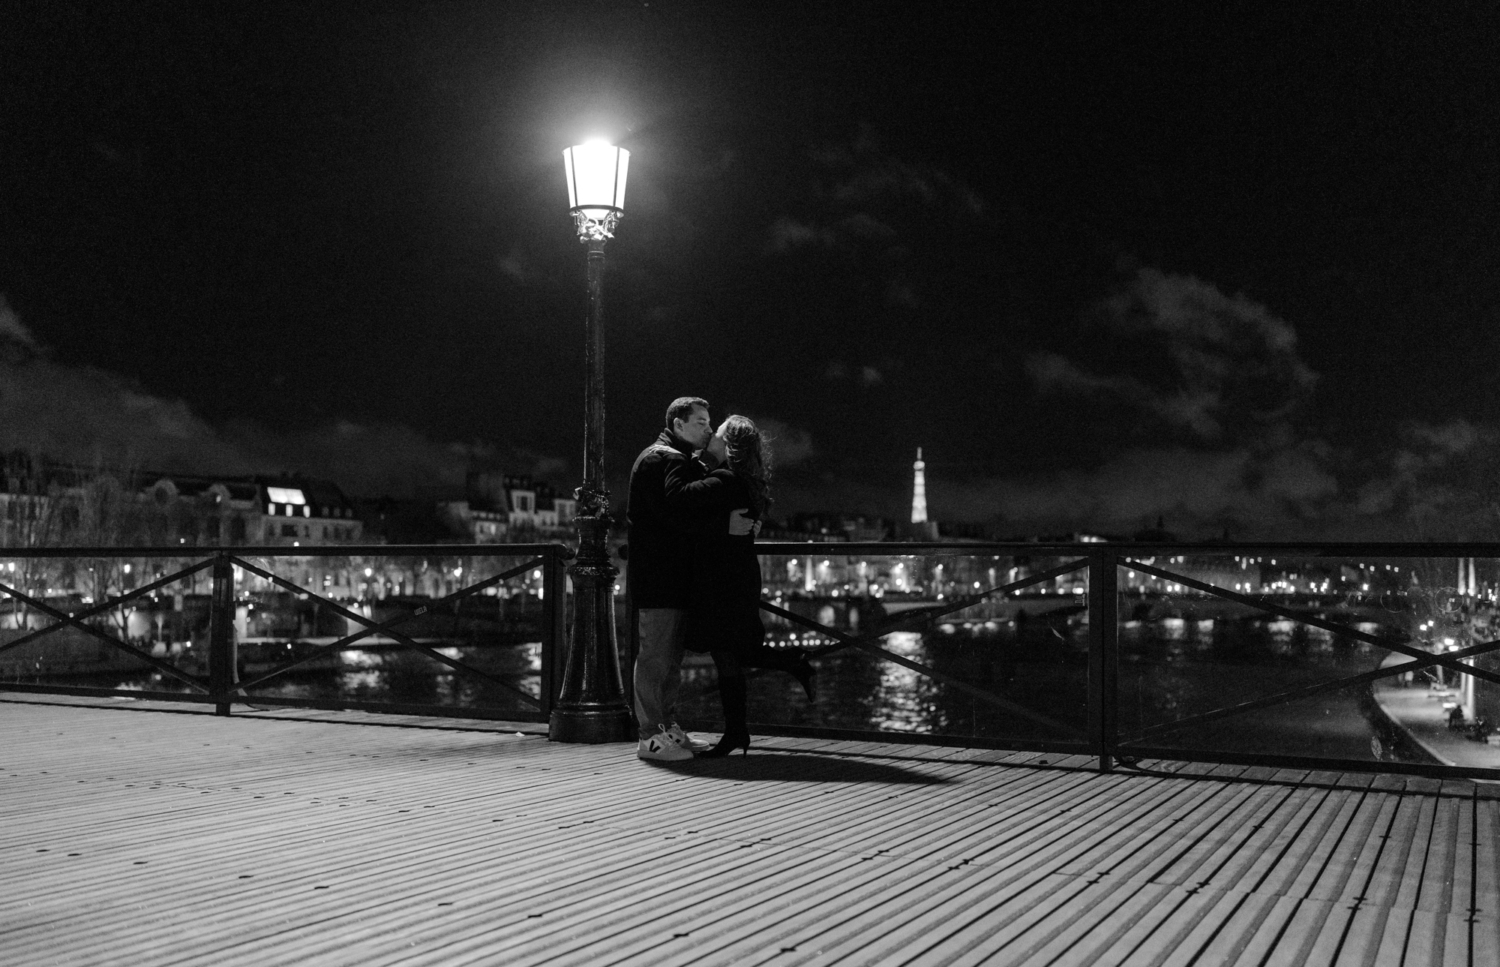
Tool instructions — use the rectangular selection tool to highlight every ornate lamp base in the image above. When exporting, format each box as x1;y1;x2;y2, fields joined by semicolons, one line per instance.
548;511;634;744
549;705;633;743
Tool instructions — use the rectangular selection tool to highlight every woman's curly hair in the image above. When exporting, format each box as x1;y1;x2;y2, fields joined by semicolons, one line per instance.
720;414;772;517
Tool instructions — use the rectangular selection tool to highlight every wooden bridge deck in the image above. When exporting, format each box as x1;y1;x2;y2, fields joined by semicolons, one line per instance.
2;697;1497;967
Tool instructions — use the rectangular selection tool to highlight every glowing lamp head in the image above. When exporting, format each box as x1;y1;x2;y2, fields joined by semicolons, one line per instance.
563;141;629;220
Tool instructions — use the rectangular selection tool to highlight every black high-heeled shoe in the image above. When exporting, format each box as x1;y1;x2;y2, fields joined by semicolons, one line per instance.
699;728;751;757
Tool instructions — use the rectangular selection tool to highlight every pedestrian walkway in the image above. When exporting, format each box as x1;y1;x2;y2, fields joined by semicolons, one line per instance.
3;696;1497;966
1372;655;1500;770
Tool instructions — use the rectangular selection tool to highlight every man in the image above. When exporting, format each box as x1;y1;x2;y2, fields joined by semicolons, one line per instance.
627;396;755;761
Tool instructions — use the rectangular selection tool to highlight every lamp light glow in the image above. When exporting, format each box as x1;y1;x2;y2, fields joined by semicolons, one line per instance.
563;142;629;240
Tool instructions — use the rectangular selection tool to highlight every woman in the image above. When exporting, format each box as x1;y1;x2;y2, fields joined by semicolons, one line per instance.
684;415;816;757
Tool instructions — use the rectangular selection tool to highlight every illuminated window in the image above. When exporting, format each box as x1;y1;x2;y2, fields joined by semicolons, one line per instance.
267;487;306;505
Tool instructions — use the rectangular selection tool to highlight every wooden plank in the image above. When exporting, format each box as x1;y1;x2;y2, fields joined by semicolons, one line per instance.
701;861;1057;967
1440;778;1477;798
1298;789;1385;902
1174;760;1226;777
1369;907;1418;967
1449;793;1477;924
1417;793;1462;915
1327;790;1406;908
1110;781;1272;887
1206;762;1251;780
1476;798;1500;914
1151;888;1281;967
1222;895;1311;966
1247;895;1340;966
992;878;1181;966
1400;909;1450;967
1224;785;1336;892
1153;785;1302;891
952;775;1193;877
1335;771;1376;789
1475;913;1500;967
1440;911;1471;967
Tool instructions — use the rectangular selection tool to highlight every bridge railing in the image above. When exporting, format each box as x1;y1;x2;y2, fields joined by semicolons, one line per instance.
0;544;571;722
8;539;1499;780
728;541;1500;780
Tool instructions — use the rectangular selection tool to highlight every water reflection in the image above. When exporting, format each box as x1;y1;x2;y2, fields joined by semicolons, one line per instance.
867;633;940;731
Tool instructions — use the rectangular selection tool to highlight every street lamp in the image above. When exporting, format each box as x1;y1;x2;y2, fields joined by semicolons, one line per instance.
549;140;634;743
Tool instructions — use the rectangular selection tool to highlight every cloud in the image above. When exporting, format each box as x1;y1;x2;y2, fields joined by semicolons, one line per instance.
0;346;250;477
767;151;981;255
1028;268;1318;442
829;154;985;217
762;134;982;315
1407;419;1480;454
811;267;1370;537
217;419;476;497
767;217;834;253
823;360;884;387
886;415;1500;540
0;296;541;499
924;442;1341;538
1347;419;1499;535
0;298;39;351
1025;351;1134;397
833;212;898;243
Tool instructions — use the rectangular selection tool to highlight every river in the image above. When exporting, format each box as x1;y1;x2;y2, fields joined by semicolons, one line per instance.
27;608;1409;765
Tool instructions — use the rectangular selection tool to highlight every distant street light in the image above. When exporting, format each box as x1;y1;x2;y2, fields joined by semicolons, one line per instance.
549;141;633;743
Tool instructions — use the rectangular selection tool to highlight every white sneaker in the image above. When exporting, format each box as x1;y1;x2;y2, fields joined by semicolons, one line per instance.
666;723;711;753
638;729;693;761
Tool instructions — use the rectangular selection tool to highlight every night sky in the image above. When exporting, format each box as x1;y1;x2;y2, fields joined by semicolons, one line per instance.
5;2;1499;540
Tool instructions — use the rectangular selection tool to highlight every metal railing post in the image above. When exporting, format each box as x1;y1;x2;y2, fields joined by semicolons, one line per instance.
540;544;569;718
207;553;236;716
1087;549;1120;771
623;551;637;717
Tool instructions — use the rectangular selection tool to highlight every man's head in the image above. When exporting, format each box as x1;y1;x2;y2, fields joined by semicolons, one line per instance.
665;396;712;449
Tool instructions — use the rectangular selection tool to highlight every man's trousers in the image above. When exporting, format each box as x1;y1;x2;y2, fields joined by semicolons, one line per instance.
633;607;687;739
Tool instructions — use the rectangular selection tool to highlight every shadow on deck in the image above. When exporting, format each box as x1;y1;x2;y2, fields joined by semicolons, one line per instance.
3;696;1497;966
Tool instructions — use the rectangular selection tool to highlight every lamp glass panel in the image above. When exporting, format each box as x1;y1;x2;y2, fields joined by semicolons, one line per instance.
564;143;629;215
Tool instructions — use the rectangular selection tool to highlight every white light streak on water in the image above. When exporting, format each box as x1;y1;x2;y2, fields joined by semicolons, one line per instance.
867;632;940;732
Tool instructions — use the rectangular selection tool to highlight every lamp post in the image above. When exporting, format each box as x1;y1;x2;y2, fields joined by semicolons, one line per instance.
549;141;634;743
